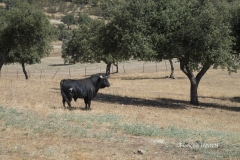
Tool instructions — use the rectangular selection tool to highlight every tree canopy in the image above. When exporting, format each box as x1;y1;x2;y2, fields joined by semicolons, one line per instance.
61;0;240;105
61;14;76;29
62;19;104;64
0;0;55;78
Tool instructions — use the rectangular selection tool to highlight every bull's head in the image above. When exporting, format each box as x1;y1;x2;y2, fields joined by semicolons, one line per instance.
99;75;110;88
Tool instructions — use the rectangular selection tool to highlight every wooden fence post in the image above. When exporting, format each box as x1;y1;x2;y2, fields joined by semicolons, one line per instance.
52;69;59;79
40;70;42;79
69;68;71;78
164;60;168;77
6;67;8;78
28;70;30;79
123;65;125;73
85;67;86;77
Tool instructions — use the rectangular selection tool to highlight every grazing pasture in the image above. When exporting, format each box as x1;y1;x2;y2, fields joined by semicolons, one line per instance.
0;57;239;159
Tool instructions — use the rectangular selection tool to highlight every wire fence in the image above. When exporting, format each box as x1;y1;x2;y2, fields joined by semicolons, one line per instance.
0;60;179;80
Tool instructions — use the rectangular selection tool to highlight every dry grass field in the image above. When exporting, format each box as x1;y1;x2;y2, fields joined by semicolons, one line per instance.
0;57;240;159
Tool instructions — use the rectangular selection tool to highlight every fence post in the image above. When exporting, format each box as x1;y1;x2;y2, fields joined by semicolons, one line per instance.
100;67;101;73
40;70;42;79
143;63;145;73
85;67;86;77
164;60;168;77
69;68;71;78
123;65;125;73
6;67;8;78
17;70;18;78
28;70;30;79
10;79;13;100
52;69;59;79
156;62;157;72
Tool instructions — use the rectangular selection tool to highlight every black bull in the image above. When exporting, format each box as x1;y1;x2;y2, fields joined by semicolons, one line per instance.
60;75;110;110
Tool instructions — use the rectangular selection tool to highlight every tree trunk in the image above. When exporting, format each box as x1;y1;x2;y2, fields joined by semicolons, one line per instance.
21;61;28;79
0;49;10;71
106;63;111;76
190;77;199;105
169;59;175;79
113;62;118;73
0;54;7;71
180;60;210;105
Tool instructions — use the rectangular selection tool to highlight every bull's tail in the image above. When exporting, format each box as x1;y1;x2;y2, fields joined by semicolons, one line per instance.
60;80;71;109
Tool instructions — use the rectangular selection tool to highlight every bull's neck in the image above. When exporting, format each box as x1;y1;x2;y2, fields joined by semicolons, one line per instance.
90;76;102;93
95;83;101;92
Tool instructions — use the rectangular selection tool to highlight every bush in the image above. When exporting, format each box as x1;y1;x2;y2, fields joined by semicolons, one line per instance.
91;0;99;6
89;6;102;16
77;13;92;25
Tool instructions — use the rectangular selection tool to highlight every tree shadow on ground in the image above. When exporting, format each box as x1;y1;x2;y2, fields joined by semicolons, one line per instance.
120;76;186;80
48;64;73;66
95;93;186;109
231;97;240;103
199;96;240;104
195;101;240;112
95;93;240;112
50;88;240;112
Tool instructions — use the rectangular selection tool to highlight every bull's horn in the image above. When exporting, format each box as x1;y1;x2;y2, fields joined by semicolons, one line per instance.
100;75;103;78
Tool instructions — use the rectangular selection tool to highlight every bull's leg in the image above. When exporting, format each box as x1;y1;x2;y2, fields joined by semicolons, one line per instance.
87;100;91;110
62;98;66;109
84;98;88;110
67;101;72;110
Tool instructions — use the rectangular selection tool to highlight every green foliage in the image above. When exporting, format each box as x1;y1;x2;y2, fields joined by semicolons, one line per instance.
89;6;102;16
57;23;65;31
0;0;55;66
77;13;92;25
91;0;99;6
62;19;104;64
165;0;237;72
60;30;72;40
230;1;240;58
100;0;239;71
3;0;33;9
98;0;240;104
57;24;72;41
74;0;89;4
100;0;159;61
61;14;76;29
0;9;7;34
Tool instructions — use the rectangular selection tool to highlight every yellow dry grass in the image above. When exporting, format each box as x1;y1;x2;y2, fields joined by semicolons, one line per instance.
0;58;239;159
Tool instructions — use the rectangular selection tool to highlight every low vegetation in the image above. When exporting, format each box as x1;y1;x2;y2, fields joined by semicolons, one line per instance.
0;104;239;159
